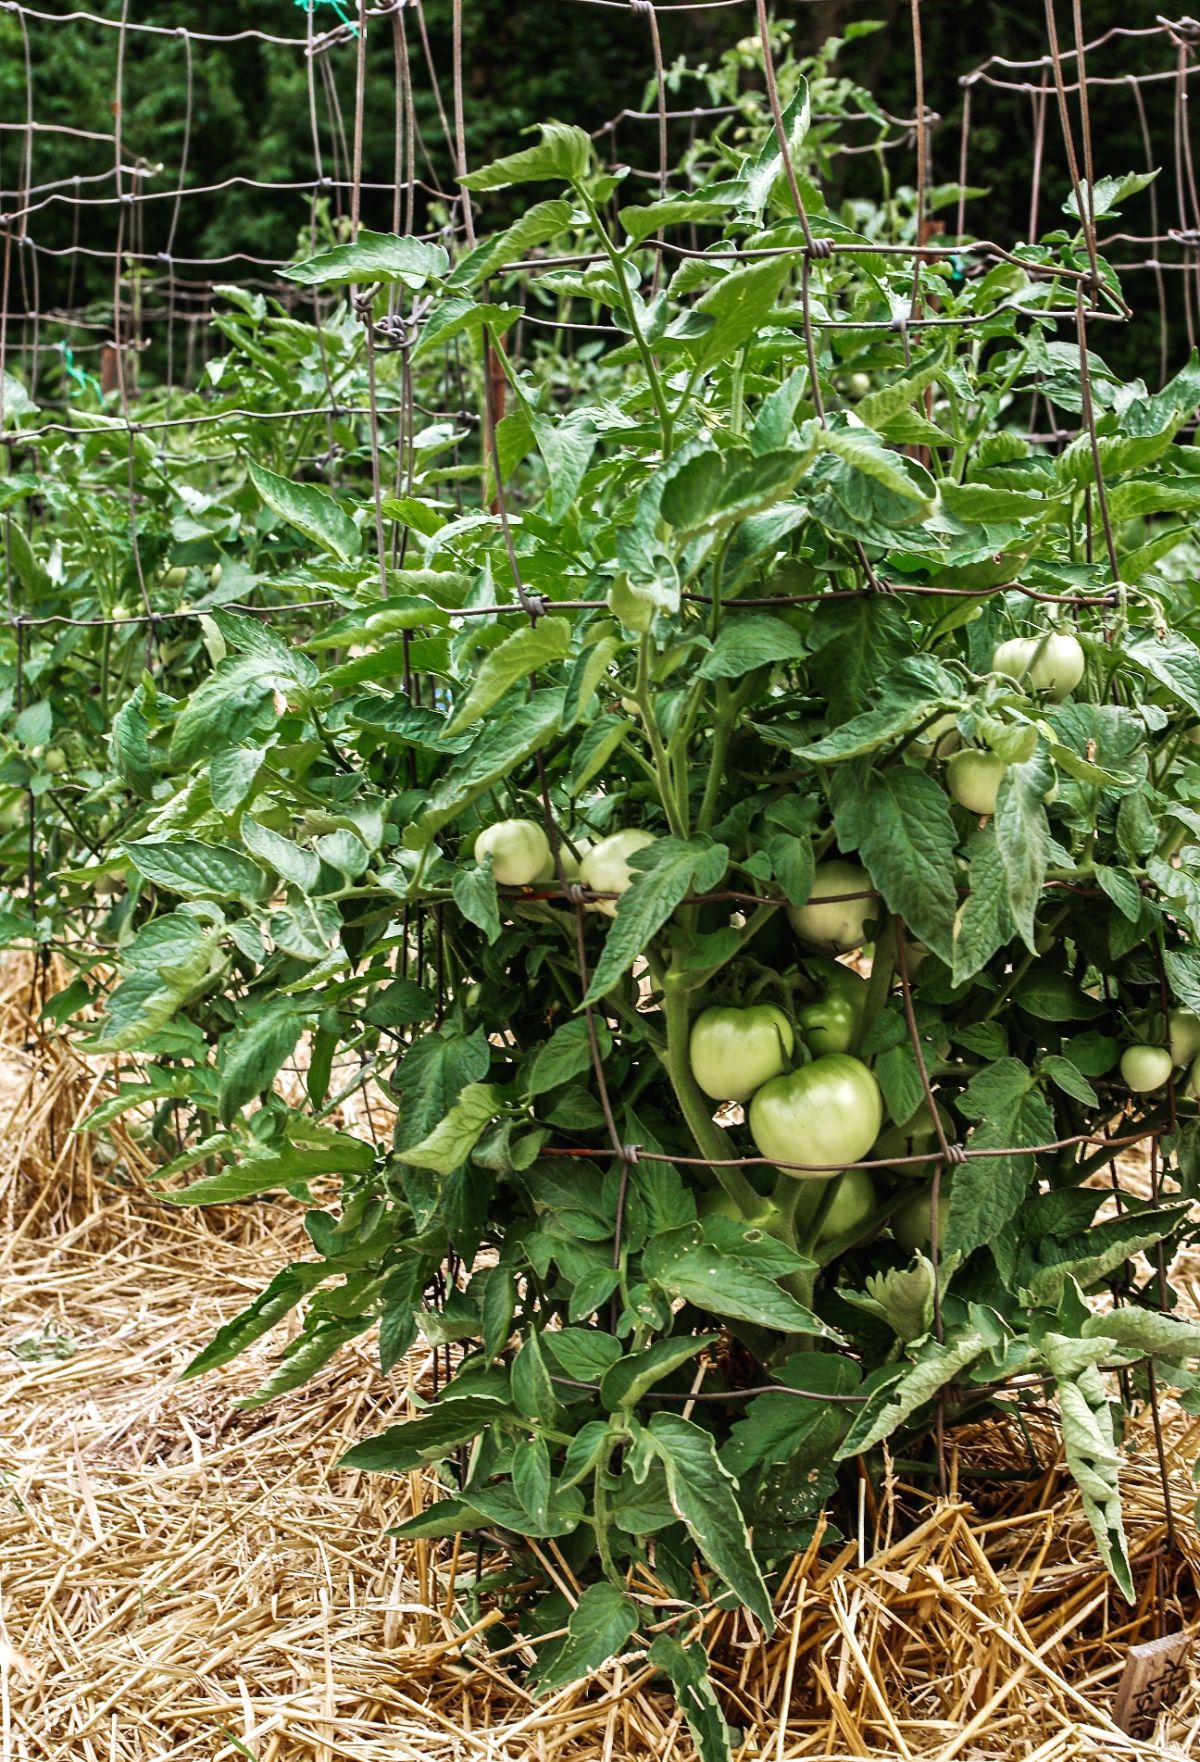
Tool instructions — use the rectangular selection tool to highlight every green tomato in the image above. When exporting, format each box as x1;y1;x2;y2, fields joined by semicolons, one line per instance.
474;818;550;887
580;828;655;917
688;1003;794;1103
698;1186;777;1228
110;603;132;622
993;632;1084;701
946;748;1006;817
794;1166;878;1244
797;957;868;1056
42;748;67;775
892;1182;951;1254
1168;1009;1200;1066
162;565;189;590
913;711;961;759
748;1053;883;1178
872;1099;956;1178
1120;1044;1172;1093
787;858;879;954
847;371;871;398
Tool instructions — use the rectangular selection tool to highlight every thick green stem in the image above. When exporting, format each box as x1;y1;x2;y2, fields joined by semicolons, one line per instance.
633;634;687;841
579;190;673;451
593;1447;620;1584
662;968;763;1214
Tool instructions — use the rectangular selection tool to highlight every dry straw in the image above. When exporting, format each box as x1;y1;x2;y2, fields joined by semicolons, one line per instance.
2;958;1200;1760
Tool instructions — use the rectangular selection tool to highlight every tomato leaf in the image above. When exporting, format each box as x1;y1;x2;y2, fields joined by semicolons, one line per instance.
393;1082;504;1174
217;1003;303;1124
532;1582;641;1696
843;767;958;966
993;753;1052;954
582;837;728;1004
648;1413;774;1632
948;1060;1055;1257
247;460;361;562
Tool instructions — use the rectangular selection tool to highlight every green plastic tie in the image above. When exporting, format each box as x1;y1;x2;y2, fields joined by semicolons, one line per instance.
58;343;101;398
294;0;358;38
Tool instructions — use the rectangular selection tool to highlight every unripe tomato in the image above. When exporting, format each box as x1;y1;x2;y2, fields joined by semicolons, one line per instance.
913;711;961;759
947;749;1006;816
162;565;188;590
873;1098;956;1177
688;1003;794;1103
788;858;879;954
893;1182;951;1254
1169;1009;1200;1066
698;1186;777;1229
580;828;655;917
210;562;223;587
748;1053;882;1178
42;748;67;775
474;818;550;887
797;956;867;1056
110;603;132;622
795;1165;878;1244
847;372;871;398
993;632;1084;701
1120;1044;1172;1093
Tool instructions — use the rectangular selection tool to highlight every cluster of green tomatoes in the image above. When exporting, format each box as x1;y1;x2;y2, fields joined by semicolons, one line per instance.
472;806;940;1255
686;864;940;1253
463;621;1200;1257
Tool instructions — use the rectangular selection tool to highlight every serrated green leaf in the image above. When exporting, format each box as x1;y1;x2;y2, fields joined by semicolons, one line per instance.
460;122;591;191
648;1412;773;1630
393;1082;503;1174
583;837;726;1004
242;819;320;894
125;838;266;905
532;1582;640;1695
247;460;360;562
165;1134;374;1206
444;618;571;736
341;1395;508;1471
525;1016;611;1097
646;1636;734;1762
281;231;448;289
600;1333;718;1410
218;1005;303;1124
834;1329;986;1457
850;768;958;966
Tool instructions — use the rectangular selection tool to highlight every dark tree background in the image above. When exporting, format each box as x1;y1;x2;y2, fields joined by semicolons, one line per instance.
0;2;1184;375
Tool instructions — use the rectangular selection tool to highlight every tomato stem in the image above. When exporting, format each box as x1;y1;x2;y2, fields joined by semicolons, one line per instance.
662;967;763;1215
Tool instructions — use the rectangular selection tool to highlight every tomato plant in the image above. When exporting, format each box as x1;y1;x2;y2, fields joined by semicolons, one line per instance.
8;21;1200;1746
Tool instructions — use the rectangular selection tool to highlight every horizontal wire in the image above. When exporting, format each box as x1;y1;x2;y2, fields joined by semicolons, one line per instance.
0;0;402;48
536;1123;1166;1174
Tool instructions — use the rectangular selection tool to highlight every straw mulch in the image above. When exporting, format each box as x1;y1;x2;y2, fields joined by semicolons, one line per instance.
3;961;1200;1760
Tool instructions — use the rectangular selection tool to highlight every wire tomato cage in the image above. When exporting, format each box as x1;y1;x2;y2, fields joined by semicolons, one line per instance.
2;0;1200;1569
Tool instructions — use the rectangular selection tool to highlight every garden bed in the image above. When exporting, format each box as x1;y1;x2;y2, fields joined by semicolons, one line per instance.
3;962;1200;1762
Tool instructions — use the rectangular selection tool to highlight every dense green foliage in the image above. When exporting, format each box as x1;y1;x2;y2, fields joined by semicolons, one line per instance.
7;19;1200;1750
